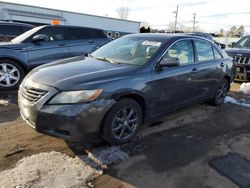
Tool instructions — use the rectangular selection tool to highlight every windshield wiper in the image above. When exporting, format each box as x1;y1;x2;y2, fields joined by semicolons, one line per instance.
93;56;118;64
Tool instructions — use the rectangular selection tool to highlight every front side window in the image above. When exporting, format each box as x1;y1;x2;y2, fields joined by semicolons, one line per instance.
91;37;162;66
165;40;194;65
195;40;214;61
35;27;66;42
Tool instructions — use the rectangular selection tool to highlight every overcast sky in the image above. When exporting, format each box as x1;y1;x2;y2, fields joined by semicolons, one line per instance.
1;0;250;32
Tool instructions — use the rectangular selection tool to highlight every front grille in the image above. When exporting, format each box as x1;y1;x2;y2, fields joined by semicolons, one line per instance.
20;87;48;103
234;56;250;65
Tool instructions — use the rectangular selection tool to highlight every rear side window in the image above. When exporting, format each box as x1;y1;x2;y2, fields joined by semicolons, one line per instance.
213;47;223;59
0;25;24;36
68;27;106;40
165;40;194;65
35;27;66;42
195;40;214;61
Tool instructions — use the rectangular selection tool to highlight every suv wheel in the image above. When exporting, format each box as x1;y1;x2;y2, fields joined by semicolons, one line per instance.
0;59;25;90
211;78;229;106
102;98;142;145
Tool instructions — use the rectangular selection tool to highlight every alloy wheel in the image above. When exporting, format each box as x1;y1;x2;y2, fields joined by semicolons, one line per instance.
216;80;228;103
111;107;139;141
0;63;20;87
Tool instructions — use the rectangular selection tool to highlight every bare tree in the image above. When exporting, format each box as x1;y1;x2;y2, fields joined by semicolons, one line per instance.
117;7;130;20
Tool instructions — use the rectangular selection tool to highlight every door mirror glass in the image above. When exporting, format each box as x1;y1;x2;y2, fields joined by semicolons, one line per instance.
159;57;180;67
32;34;47;43
229;42;235;48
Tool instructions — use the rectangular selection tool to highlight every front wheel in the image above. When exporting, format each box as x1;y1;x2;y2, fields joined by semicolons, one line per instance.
0;59;25;90
211;78;229;106
102;98;142;145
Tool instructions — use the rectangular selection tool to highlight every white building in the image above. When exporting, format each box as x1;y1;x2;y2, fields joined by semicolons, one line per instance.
0;1;140;38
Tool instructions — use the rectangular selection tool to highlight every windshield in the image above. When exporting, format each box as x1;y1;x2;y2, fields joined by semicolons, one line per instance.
91;36;162;66
234;36;250;49
11;26;43;43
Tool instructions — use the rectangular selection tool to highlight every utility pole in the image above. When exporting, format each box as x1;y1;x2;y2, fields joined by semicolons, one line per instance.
192;13;196;32
173;5;179;33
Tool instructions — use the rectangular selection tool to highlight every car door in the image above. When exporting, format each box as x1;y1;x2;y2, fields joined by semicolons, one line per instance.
150;39;199;115
25;26;69;68
192;39;222;99
66;27;98;57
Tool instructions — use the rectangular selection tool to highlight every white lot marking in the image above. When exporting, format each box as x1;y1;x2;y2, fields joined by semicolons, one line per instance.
224;96;250;108
239;82;250;95
0;147;128;188
0;99;9;106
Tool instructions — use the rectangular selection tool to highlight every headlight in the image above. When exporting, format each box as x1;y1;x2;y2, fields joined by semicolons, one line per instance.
49;89;103;104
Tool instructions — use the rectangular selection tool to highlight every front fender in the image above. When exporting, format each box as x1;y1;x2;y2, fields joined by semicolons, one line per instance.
0;48;30;70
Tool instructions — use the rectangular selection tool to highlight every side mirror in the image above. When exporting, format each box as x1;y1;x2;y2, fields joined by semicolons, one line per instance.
229;42;235;48
32;34;47;43
158;57;180;68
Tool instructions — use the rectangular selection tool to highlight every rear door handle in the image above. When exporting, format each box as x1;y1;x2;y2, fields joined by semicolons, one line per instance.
220;62;225;67
59;44;67;47
88;40;94;43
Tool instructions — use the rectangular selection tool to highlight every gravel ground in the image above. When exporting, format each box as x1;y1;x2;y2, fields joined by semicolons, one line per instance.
0;82;249;188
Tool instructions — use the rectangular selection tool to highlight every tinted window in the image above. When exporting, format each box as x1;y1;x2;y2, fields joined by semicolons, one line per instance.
195;40;214;61
35;27;66;42
165;40;194;65
0;25;23;36
68;27;106;40
22;26;32;32
213;47;223;59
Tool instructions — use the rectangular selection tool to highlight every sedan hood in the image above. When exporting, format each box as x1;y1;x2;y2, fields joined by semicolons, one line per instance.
225;48;250;56
26;56;138;90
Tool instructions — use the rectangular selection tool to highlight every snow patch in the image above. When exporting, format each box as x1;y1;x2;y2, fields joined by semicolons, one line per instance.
239;82;250;95
0;147;128;188
224;96;250;108
0;99;9;106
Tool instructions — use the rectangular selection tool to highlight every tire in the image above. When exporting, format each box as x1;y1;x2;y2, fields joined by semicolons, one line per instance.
210;78;229;106
102;98;142;145
0;59;25;90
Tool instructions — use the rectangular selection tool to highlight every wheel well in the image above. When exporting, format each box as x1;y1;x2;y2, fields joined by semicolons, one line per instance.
119;94;146;122
224;75;231;91
0;57;28;73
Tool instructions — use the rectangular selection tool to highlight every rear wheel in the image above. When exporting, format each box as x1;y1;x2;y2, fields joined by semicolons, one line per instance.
102;98;142;145
0;59;25;90
211;78;229;106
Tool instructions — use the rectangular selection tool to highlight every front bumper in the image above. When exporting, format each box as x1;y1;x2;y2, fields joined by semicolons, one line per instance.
18;81;115;142
235;64;250;81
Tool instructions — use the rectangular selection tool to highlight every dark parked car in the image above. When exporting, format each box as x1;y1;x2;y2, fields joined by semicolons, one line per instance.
0;25;111;90
0;22;34;42
186;32;226;49
225;35;250;81
18;34;235;145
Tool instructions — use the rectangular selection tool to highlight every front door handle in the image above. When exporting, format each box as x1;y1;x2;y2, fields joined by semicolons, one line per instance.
59;44;67;47
191;68;199;72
